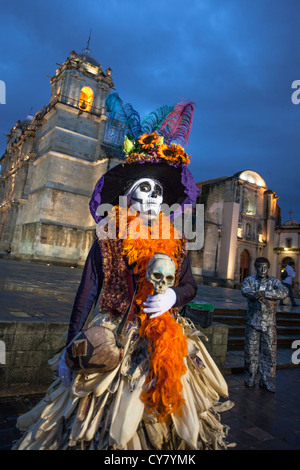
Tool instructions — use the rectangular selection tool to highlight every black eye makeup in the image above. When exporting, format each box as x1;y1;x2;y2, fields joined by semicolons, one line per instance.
154;184;162;195
139;183;151;192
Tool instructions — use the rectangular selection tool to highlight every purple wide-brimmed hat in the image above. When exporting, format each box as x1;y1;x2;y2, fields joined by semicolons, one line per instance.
89;159;199;223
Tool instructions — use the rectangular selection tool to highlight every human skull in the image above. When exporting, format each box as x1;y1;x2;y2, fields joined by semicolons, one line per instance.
146;253;176;295
126;178;163;219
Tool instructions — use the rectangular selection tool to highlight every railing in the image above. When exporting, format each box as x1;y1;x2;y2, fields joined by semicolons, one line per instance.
35;94;103;121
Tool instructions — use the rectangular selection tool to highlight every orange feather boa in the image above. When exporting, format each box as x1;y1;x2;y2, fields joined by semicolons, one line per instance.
113;207;188;422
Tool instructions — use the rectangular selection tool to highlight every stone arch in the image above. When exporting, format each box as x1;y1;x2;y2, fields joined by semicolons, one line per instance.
281;256;295;270
79;86;94;112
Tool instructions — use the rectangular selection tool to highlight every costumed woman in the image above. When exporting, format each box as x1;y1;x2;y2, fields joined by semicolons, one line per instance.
13;97;233;451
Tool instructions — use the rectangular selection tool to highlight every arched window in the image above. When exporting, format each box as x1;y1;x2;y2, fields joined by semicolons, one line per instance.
257;224;263;243
79;86;94;112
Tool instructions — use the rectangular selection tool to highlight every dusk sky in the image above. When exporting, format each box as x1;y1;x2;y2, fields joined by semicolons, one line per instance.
0;0;299;223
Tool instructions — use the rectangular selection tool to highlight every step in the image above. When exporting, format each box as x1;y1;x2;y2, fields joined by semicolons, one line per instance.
213;308;246;316
213;308;300;320
227;324;300;335
214;315;300;325
228;334;300;350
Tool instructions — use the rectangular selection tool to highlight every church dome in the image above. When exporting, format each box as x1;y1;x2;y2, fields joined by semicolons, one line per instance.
76;47;100;67
234;170;266;188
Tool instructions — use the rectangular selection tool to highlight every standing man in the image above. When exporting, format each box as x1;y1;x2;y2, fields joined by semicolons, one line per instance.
241;257;288;392
279;260;298;307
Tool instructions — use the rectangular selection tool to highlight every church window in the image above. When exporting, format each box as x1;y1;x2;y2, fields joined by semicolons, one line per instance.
244;195;256;215
246;223;251;239
257;224;263;243
286;238;292;248
79;86;94;112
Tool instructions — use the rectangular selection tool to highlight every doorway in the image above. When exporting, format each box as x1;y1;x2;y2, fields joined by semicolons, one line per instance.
240;249;250;282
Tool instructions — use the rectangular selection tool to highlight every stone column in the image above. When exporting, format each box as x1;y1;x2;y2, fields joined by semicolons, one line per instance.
219;201;240;280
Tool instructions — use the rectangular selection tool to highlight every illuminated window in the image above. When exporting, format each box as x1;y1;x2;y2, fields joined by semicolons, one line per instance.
79;86;94;112
257;224;263;243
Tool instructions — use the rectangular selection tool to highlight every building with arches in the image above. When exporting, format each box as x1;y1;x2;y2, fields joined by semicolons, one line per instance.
0;47;124;265
189;170;285;287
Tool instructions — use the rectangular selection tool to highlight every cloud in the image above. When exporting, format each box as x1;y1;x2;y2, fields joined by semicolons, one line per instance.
0;0;299;222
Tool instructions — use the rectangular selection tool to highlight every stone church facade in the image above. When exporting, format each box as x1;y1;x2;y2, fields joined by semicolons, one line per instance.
0;47;124;265
188;170;298;293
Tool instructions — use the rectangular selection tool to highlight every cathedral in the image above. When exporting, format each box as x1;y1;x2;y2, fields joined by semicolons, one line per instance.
0;47;299;294
0;46;124;265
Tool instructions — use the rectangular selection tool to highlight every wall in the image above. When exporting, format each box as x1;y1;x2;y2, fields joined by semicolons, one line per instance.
0;320;228;397
0;321;68;397
198;323;229;371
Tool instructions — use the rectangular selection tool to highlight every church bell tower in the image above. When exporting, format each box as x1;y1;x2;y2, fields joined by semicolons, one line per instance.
2;45;122;264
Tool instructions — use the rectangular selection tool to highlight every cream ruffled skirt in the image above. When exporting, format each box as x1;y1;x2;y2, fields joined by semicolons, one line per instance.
13;314;234;450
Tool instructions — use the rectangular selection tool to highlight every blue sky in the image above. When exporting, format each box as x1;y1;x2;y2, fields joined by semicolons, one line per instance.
0;0;299;222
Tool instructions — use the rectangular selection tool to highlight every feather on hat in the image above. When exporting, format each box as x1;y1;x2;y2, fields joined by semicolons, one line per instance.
89;93;199;223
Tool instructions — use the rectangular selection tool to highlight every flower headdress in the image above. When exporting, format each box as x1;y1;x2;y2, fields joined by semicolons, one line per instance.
89;94;199;223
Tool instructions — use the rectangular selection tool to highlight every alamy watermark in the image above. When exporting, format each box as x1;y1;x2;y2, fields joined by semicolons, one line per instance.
0;80;6;104
291;80;300;105
96;198;204;251
0;340;5;365
291;340;300;365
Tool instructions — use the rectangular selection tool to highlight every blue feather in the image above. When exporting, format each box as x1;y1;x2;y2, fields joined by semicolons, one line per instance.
105;93;142;139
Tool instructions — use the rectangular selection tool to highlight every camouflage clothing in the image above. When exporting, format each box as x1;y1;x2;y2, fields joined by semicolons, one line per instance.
241;275;288;377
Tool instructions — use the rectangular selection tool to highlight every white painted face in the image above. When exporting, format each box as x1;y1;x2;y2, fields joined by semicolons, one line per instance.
126;178;163;219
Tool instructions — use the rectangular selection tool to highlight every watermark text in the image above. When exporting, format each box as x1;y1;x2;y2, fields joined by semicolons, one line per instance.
95;198;204;251
0;80;6;104
291;80;300;105
291;339;300;365
0;340;6;364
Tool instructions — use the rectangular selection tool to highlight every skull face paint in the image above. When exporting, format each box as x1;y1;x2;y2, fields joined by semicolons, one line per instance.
146;253;176;295
126;178;163;219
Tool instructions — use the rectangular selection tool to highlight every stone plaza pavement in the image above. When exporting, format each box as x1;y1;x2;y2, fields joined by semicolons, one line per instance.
0;257;300;450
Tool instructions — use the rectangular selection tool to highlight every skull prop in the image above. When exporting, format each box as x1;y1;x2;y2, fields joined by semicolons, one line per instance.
126;178;163;219
146;252;176;295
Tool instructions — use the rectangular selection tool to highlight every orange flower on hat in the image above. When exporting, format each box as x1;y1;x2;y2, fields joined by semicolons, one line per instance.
138;132;160;149
157;143;191;165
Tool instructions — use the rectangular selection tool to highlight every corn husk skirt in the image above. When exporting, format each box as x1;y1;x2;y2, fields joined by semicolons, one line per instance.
13;314;234;451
